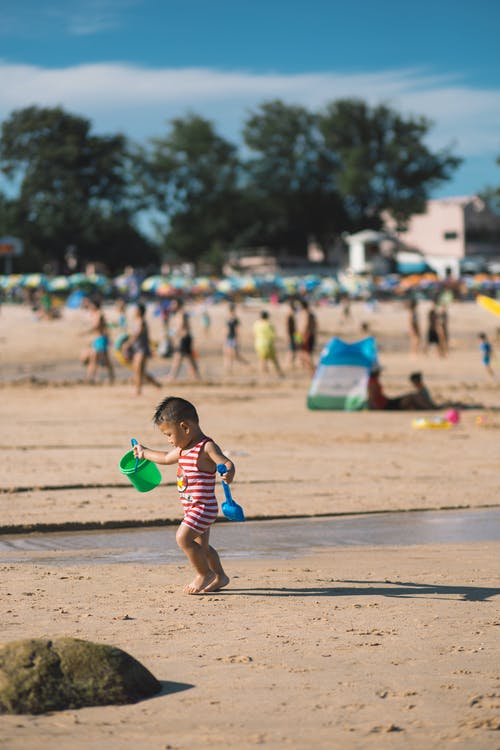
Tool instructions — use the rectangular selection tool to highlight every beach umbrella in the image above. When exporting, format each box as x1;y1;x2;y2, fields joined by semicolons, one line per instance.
47;275;71;292
85;273;110;289
156;282;177;297
190;276;215;295
22;273;48;289
281;276;300;294
141;275;166;293
68;272;89;288
170;275;190;291
216;278;235;294
2;274;24;290
235;275;257;293
319;277;340;296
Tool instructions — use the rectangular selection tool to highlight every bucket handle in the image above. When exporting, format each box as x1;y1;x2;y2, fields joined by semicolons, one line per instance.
131;438;139;473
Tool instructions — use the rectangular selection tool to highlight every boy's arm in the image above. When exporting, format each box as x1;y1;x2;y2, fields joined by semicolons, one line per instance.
133;443;179;465
203;441;235;483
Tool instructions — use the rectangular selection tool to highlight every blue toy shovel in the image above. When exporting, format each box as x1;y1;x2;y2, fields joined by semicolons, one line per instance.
217;464;245;522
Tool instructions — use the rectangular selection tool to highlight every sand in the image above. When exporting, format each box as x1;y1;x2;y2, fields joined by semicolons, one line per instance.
0;298;499;748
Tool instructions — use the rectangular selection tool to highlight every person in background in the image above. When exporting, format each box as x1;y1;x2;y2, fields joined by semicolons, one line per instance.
223;302;248;372
297;299;317;374
408;371;438;409
478;332;494;378
253;310;284;377
125;302;161;395
80;298;114;384
285;298;298;370
168;312;201;382
367;365;427;410
407;298;421;355
425;303;446;357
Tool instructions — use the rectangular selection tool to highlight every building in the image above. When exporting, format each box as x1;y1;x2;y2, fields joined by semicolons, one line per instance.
385;196;500;277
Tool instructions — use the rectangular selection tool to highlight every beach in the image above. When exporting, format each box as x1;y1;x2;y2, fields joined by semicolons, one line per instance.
0;298;499;748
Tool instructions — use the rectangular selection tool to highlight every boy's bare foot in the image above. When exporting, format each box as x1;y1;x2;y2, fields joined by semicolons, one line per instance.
183;572;216;595
201;573;230;593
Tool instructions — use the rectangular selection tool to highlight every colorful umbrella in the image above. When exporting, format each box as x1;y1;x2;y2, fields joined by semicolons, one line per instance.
141;275;166;293
47;275;71;292
22;273;48;289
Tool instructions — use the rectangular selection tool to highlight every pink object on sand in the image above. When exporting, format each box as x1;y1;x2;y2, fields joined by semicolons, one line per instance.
445;409;460;425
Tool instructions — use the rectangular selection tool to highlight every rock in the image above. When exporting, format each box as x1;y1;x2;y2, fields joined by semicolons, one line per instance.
0;638;161;714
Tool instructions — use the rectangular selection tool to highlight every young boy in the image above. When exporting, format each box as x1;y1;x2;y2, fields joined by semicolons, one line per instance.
133;396;234;594
478;332;494;377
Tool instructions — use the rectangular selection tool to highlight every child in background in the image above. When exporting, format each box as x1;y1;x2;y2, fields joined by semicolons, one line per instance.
80;298;114;384
223;302;248;372
253;310;284;377
133;396;233;594
478;332;494;378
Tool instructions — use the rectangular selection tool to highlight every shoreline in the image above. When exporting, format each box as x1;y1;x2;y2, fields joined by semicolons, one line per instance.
0;501;499;536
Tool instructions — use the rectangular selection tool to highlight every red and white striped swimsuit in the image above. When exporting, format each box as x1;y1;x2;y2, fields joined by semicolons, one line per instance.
177;437;218;534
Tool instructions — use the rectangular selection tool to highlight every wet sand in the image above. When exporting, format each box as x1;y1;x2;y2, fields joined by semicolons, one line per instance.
0;299;499;748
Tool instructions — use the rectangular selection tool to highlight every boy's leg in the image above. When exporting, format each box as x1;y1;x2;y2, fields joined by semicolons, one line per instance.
198;529;230;593
176;524;215;594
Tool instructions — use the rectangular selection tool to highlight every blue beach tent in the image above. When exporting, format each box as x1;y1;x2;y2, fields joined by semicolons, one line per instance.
307;336;379;411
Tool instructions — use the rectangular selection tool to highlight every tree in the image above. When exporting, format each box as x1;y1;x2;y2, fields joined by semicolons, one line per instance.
242;100;347;257
317;99;462;231
0;106;157;272
480;155;500;214
141;114;245;270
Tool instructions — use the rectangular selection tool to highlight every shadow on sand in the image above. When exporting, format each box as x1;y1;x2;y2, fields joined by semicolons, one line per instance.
222;580;499;602
156;680;194;697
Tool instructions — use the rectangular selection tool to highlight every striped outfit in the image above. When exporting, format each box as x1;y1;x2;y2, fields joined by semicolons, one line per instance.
177;437;218;534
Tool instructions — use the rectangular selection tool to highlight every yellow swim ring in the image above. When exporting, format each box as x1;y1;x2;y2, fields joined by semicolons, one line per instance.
412;417;451;429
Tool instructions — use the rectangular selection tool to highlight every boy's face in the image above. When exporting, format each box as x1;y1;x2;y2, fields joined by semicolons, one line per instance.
158;420;192;449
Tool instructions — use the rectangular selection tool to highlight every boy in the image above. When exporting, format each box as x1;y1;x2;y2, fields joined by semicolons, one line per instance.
478;332;494;377
133;396;234;594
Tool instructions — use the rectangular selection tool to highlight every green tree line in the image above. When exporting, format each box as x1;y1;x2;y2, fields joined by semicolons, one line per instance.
0;100;462;273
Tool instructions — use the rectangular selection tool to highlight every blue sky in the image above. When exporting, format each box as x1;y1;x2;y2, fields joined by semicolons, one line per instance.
1;0;499;198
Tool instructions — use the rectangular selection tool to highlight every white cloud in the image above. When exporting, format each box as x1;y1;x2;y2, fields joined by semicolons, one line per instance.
0;61;498;162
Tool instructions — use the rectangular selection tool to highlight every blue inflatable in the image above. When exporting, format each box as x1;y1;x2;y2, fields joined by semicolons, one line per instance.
307;336;379;411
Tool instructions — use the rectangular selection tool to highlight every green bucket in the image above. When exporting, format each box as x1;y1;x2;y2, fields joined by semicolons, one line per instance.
119;450;162;492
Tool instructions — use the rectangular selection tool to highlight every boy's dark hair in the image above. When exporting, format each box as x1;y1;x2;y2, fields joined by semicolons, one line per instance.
153;396;199;425
410;371;422;385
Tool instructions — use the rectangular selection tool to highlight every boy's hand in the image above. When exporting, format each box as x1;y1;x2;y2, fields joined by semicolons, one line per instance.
219;463;235;484
133;443;145;460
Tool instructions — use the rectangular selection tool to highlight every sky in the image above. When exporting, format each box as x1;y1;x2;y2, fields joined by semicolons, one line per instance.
1;0;499;199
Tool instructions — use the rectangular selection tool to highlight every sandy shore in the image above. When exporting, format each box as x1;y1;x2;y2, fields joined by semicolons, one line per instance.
0;299;499;748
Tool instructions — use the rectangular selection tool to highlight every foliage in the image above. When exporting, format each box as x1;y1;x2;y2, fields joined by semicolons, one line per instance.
0;100;463;271
479;155;500;214
317;99;462;231
141;114;245;270
0;106;157;272
242;100;348;256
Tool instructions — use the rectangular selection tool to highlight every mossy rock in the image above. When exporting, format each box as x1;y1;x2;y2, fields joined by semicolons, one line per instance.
0;638;161;714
